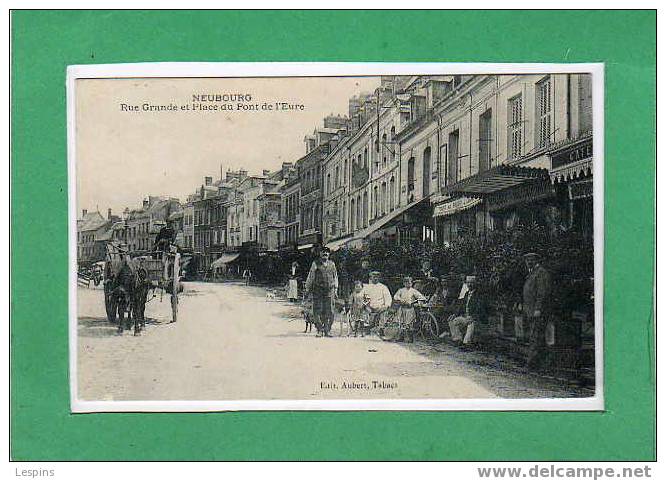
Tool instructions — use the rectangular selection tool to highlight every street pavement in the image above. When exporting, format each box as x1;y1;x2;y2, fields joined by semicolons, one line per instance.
76;282;589;401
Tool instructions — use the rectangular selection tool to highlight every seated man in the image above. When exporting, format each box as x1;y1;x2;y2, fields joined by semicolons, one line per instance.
448;275;486;346
361;271;393;337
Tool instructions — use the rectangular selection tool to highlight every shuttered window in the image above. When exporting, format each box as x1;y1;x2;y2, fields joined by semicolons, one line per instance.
508;95;523;159
537;77;552;148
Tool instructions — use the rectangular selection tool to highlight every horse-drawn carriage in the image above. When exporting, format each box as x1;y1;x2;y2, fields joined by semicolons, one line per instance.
103;241;184;335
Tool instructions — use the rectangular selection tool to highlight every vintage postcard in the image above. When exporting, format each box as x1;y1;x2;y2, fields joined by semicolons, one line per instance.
68;63;603;411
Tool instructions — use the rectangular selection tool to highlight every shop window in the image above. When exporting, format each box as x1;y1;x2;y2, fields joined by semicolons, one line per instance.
508;94;523;159
536;77;552;148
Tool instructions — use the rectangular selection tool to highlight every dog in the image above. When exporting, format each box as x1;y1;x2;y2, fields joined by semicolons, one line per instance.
265;289;277;301
301;299;315;333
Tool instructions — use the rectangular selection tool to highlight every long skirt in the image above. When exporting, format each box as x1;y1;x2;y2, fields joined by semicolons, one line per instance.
287;279;298;300
397;306;417;331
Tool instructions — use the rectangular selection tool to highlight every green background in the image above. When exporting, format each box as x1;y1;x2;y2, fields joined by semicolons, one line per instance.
11;10;656;460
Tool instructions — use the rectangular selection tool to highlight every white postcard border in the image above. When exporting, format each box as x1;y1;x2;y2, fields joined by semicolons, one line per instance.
67;62;604;413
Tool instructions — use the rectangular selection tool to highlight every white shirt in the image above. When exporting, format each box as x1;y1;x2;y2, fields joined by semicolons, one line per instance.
362;282;393;311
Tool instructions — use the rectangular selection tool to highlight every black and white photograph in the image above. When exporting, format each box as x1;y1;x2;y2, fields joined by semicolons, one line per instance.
69;64;603;411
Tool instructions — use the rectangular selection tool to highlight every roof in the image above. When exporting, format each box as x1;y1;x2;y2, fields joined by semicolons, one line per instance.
78;211;107;232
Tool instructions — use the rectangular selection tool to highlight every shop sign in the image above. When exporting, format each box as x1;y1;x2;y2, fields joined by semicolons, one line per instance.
433;196;481;217
551;139;593;169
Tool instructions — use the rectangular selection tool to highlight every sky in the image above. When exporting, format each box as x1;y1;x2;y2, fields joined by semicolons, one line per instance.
75;76;381;218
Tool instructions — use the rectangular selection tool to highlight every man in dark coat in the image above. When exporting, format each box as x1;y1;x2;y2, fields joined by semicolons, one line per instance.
305;247;339;337
132;267;152;334
522;252;553;370
448;276;486;346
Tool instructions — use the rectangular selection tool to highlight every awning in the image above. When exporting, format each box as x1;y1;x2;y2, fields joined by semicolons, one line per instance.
211;253;241;269
297;243;314;250
550;157;593;183
433;196;482;217
442;165;550;197
325;236;353;252
351;197;429;241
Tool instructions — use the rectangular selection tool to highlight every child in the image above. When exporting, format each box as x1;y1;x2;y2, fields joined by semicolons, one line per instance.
348;280;370;337
393;276;427;342
287;275;299;302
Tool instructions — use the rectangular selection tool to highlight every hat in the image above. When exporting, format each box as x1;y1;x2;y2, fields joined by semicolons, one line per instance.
523;252;541;259
320;246;331;254
370;271;381;276
465;275;477;283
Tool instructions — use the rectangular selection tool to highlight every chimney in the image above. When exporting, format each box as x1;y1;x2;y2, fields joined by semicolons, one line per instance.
82;208;87;217
205;176;213;186
239;169;248;179
107;208;112;220
262;169;271;176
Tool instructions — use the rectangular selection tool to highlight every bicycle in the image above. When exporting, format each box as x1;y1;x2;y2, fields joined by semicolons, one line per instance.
414;302;441;340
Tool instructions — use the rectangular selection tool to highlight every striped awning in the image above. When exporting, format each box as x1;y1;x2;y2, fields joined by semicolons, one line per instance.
442;165;550;197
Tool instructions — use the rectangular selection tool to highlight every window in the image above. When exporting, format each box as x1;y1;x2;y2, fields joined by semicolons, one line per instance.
389;176;396;211
350;198;356;231
508;94;523;159
344;159;348;184
478;109;492;172
381;182;387;215
373;185;379;218
448;130;460;184
422;147;431;197
407;157;415;193
536;77;552;148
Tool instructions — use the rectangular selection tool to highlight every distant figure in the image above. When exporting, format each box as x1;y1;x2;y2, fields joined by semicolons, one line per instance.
357;258;372;285
305;247;338;337
522;252;552;370
242;268;252;286
287;275;299;302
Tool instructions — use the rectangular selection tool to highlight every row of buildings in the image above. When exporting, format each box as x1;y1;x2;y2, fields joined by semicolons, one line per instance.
78;73;594;278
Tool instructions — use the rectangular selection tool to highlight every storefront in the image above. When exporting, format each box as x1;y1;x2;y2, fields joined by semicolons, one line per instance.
432;195;482;244
549;135;594;238
436;165;553;241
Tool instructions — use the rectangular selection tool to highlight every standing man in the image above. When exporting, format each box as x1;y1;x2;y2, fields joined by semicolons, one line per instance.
357;258;372;285
522;252;552;370
305;247;339;337
362;271;393;337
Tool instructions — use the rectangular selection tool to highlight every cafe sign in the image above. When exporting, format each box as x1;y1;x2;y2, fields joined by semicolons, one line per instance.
433;196;481;217
551;138;593;170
